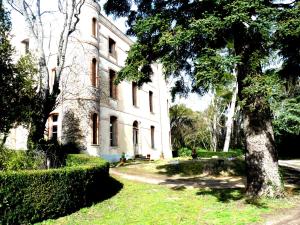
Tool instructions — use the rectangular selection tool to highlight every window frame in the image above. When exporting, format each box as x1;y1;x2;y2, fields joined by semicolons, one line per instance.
151;126;155;149
108;37;116;57
91;58;97;87
132;82;138;107
92;113;99;145
109;69;117;99
149;91;153;113
110;116;118;147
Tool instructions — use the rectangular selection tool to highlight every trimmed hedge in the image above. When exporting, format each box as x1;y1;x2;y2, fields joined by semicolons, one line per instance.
0;154;110;225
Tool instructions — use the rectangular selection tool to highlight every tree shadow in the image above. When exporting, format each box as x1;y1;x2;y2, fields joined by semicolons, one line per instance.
196;188;268;208
196;188;244;203
91;176;124;203
155;159;245;177
280;166;300;186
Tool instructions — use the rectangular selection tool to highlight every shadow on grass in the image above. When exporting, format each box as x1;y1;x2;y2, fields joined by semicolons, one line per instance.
280;166;300;186
92;176;124;203
196;188;244;203
156;159;245;177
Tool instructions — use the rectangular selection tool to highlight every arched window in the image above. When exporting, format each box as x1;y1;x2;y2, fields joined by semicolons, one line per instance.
151;126;155;149
133;121;139;146
92;113;98;144
92;18;97;36
149;91;153;113
91;58;97;86
110;116;118;146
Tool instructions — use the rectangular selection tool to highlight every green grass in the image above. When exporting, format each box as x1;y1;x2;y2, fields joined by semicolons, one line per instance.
38;176;297;225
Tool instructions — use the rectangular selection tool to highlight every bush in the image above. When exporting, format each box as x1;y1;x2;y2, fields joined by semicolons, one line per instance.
178;147;192;157
0;154;110;224
0;148;44;171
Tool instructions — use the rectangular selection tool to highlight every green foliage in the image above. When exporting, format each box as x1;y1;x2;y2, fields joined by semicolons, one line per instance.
66;154;108;167
177;147;244;159
0;154;110;224
0;147;44;171
273;96;300;136
196;149;244;159
170;104;211;151
178;147;192;157
0;4;36;142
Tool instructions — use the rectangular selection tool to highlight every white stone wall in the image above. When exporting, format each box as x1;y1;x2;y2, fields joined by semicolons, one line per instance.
5;0;172;162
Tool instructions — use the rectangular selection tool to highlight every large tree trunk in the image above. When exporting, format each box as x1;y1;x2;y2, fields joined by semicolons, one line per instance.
223;82;238;152
244;111;283;197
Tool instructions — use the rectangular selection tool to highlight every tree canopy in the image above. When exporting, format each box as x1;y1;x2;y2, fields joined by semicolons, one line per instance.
0;2;36;144
104;0;300;197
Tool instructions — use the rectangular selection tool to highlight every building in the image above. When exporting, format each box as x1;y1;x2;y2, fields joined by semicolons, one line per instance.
5;0;172;162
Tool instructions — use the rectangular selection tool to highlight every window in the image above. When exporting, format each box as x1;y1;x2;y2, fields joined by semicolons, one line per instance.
52;114;58;122
151;126;155;149
49;114;58;140
21;39;29;54
92;113;98;145
132;82;137;106
92;18;97;36
149;91;153;113
133;121;139;146
91;58;97;86
49;68;56;92
108;38;116;56
110;116;118;146
109;70;117;99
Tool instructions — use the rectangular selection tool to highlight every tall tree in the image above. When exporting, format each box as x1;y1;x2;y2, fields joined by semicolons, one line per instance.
7;0;88;147
103;0;294;197
0;1;36;145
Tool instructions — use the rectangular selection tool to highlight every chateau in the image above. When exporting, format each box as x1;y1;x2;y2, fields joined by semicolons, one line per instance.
5;0;172;162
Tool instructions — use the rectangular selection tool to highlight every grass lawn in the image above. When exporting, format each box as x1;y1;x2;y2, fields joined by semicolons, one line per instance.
38;175;299;225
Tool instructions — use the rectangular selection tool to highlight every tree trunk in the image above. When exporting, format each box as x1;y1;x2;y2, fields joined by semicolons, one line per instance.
244;112;283;197
211;112;218;151
223;82;238;152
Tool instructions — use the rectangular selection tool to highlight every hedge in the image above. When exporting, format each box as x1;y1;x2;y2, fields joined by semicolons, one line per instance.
0;154;110;225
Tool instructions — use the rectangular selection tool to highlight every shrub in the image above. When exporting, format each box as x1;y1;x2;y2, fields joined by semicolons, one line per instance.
178;147;192;157
0;148;44;171
0;154;110;224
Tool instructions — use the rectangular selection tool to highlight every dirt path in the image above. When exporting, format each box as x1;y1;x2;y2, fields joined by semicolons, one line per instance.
263;204;300;225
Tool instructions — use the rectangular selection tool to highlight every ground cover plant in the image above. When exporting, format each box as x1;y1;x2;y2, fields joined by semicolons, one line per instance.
39;176;300;225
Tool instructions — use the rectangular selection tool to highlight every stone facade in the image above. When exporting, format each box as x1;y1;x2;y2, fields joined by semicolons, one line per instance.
6;0;172;162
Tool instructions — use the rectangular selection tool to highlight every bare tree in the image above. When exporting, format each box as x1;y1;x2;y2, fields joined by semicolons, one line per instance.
7;0;86;146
